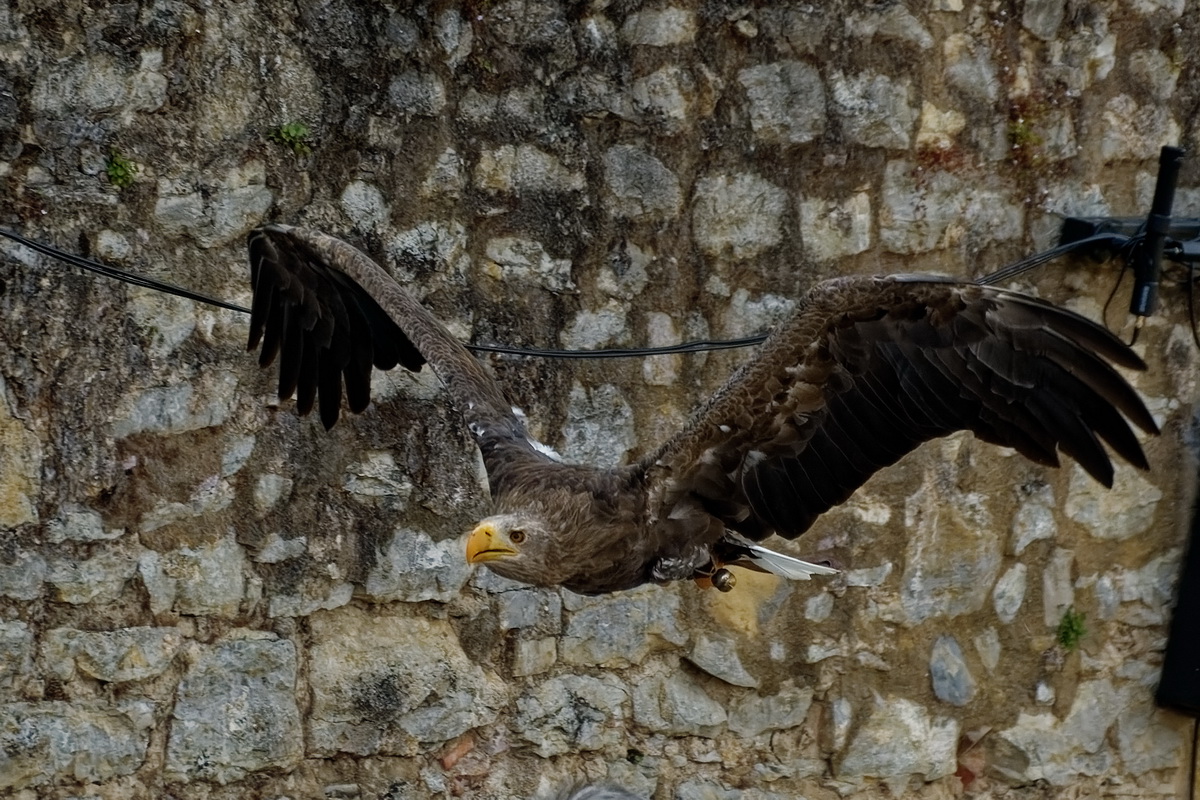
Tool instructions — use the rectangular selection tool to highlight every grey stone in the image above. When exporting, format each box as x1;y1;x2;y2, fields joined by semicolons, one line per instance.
805;592;834;622
1112;549;1179;627
1042;548;1075;628
48;548;137;605
250;532;302;568
692;173;787;261
165;635;303;784
993;563;1027;624
727;683;813;738
483;237;575;293
137;550;175;615
46;505;123;544
512;637;557;677
620;9;696;46
831;697;853;751
342;451;415;501
799;192;871;261
112;372;238;437
340;180;389;232
720;289;796;338
308;607;505;755
0;621;33;693
457;87;546;129
221;435;256;478
561;304;629;351
364;527;472;604
630;67;692;135
1011;485;1057;554
602;145;682;220
474;144;584;195
632;671;726;736
688;633;758;688
43;626;182;683
846;5;933;49
515;673;628;756
0;550;47;601
1093;573;1119;619
388;221;471;284
805;634;848;663
830;72;916;149
1066;463;1161;541
434;9;472;68
166;534;247;617
883;467;1002;624
388;70;446;117
420;148;467;200
974;627;1001;673
737;61;826;145
880;161;1022;254
929;635;976;706
1022;0;1065;40
268;581;354;618
0;701;155;791
559;382;636;465
943;34;999;103
253;474;293;515
496;587;562;632
844;562;893;587
1100;95;1180;161
642;312;681;386
993;679;1129;784
838;697;958;783
127;287;198;360
1116;693;1187;775
31;54;162;116
560;586;688;667
153;163;273;248
1129;49;1179;101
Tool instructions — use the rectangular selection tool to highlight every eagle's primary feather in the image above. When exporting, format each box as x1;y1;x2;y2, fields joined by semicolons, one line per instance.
247;224;1158;595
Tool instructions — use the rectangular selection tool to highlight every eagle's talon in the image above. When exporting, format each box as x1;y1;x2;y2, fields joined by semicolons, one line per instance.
712;568;736;592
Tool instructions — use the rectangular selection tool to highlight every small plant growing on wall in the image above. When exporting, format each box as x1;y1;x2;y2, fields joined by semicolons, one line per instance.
105;149;138;189
270;121;312;157
1056;606;1087;652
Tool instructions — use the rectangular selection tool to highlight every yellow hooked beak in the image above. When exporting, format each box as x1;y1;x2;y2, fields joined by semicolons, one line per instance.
465;523;519;564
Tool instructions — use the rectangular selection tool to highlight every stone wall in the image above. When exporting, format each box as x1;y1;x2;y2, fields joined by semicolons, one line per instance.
1;1;1199;798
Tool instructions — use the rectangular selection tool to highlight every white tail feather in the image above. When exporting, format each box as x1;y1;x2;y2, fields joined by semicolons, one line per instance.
726;533;840;580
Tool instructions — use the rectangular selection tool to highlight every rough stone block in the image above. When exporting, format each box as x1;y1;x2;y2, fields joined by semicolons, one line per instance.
165;635;303;784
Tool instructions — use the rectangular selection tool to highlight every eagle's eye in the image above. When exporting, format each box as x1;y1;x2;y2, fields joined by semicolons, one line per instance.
509;529;527;545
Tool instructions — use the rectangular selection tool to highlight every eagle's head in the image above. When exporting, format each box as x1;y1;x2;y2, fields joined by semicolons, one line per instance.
465;513;560;586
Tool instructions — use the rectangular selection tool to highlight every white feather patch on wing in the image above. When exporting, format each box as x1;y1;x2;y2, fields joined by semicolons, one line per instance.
725;532;840;580
511;405;564;461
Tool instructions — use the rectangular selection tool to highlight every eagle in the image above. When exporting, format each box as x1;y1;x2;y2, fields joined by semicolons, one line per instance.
246;224;1157;596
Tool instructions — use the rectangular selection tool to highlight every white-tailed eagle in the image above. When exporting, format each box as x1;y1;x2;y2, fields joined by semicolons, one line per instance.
246;224;1157;595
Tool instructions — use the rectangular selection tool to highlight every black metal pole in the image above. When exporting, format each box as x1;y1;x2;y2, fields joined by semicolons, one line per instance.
1131;146;1186;320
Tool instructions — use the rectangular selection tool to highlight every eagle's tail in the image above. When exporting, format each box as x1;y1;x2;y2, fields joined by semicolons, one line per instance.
719;532;841;580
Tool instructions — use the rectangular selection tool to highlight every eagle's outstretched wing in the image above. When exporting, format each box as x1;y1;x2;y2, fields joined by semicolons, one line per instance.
245;224;552;494
643;275;1158;541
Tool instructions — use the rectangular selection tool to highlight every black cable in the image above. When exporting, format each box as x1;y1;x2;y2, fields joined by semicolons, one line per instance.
0;225;1161;359
975;232;1129;286
0;228;252;314
0;227;766;358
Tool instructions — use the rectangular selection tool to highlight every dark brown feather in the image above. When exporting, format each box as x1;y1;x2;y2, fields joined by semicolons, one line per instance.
244;224;553;493
644;275;1158;543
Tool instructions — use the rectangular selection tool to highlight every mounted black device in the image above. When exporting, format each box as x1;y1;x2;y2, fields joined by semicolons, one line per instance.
1157;474;1200;716
1058;146;1197;334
